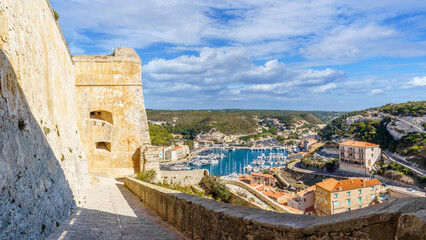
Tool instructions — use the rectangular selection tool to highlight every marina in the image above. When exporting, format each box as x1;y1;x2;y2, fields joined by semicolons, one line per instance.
161;147;298;176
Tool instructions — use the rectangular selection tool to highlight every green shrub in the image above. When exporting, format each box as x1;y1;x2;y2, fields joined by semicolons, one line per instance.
203;176;231;202
409;145;423;153
136;169;157;183
53;10;59;20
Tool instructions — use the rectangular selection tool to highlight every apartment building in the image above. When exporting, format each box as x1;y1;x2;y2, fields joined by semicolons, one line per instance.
250;172;277;187
287;186;315;215
156;146;168;162
315;178;381;216
339;140;381;175
165;148;178;162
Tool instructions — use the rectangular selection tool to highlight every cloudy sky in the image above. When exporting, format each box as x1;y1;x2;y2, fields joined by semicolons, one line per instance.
51;0;426;111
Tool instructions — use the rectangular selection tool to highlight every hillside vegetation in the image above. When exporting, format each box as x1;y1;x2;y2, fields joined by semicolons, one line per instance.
147;110;343;140
147;110;260;139
319;101;426;169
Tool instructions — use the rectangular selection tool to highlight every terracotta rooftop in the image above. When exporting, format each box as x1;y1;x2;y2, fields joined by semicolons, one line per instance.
340;140;379;148
255;185;274;192
249;182;260;188
316;178;381;192
251;172;275;179
296;185;316;197
239;174;250;181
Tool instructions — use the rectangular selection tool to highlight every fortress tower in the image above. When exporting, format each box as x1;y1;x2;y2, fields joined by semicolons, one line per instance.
73;47;152;177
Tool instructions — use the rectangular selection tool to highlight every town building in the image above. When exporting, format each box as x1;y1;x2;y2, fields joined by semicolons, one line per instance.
287;186;316;215
199;140;214;147
250;172;277;187
156;146;168;162
193;141;199;149
338;140;381;175
165;148;178;161
264;190;288;204
301;138;317;151
315;178;381;216
167;145;190;160
239;174;251;184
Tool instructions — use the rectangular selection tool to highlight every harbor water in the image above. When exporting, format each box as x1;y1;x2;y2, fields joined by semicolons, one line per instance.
189;148;289;176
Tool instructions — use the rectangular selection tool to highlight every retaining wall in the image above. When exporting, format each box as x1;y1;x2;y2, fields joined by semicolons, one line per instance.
125;176;426;240
160;169;208;186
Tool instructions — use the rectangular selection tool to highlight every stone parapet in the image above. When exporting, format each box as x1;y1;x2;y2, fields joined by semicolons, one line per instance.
125;176;426;240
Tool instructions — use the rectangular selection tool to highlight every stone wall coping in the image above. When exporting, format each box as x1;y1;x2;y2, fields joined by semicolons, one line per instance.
125;176;426;239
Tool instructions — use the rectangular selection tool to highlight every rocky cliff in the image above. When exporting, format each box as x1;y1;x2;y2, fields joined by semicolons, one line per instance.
0;0;90;239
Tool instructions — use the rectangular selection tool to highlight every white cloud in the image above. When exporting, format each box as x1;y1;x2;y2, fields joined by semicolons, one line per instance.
404;76;426;88
53;0;426;62
143;48;345;105
312;83;337;93
368;89;384;95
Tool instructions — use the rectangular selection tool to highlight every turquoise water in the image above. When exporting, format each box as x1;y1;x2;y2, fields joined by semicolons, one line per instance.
190;148;288;176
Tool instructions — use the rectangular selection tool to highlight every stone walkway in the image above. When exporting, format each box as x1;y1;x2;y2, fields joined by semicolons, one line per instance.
47;178;186;240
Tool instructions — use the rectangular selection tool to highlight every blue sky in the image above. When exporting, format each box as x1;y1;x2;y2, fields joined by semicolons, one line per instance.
51;0;426;111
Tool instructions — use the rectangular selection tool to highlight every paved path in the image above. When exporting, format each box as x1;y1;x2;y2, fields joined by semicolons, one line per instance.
47;178;186;240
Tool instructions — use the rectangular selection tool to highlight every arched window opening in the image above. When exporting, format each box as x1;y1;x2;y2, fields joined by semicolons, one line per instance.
96;142;111;152
90;110;113;124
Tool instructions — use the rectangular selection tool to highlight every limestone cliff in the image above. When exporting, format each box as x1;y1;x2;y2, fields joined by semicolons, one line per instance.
0;0;90;239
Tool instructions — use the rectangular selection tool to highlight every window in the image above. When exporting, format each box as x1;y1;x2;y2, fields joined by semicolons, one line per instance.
347;208;351;211
325;209;328;214
299;202;302;206
304;198;306;202
334;193;338;198
358;190;362;194
325;200;328;205
371;194;375;200
371;186;374;191
347;191;351;196
317;196;319;200
317;204;320;210
334;201;339;207
359;206;362;209
358;197;362;204
320;197;322;202
89;110;113;124
347;199;351;206
95;142;111;152
325;192;327;197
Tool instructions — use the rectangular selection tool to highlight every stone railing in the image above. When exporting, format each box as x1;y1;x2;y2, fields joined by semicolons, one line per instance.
124;177;425;240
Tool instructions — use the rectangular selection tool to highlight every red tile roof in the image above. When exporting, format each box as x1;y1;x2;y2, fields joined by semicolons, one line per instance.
251;172;275;179
340;140;379;148
316;178;381;192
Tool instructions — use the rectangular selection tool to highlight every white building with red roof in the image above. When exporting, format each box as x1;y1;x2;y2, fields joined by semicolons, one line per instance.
338;140;381;175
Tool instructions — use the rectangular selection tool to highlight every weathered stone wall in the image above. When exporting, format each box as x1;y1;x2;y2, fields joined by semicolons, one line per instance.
73;48;151;177
160;169;208;186
0;0;90;239
125;177;426;240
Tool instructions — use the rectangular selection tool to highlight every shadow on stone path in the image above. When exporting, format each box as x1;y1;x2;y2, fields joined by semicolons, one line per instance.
47;178;186;240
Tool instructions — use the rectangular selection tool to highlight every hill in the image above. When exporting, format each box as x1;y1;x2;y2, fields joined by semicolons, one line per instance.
147;110;344;141
319;101;426;169
147;110;260;140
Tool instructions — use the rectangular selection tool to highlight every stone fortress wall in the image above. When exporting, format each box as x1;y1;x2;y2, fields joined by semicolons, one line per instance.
0;0;90;239
125;177;426;240
73;48;151;177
